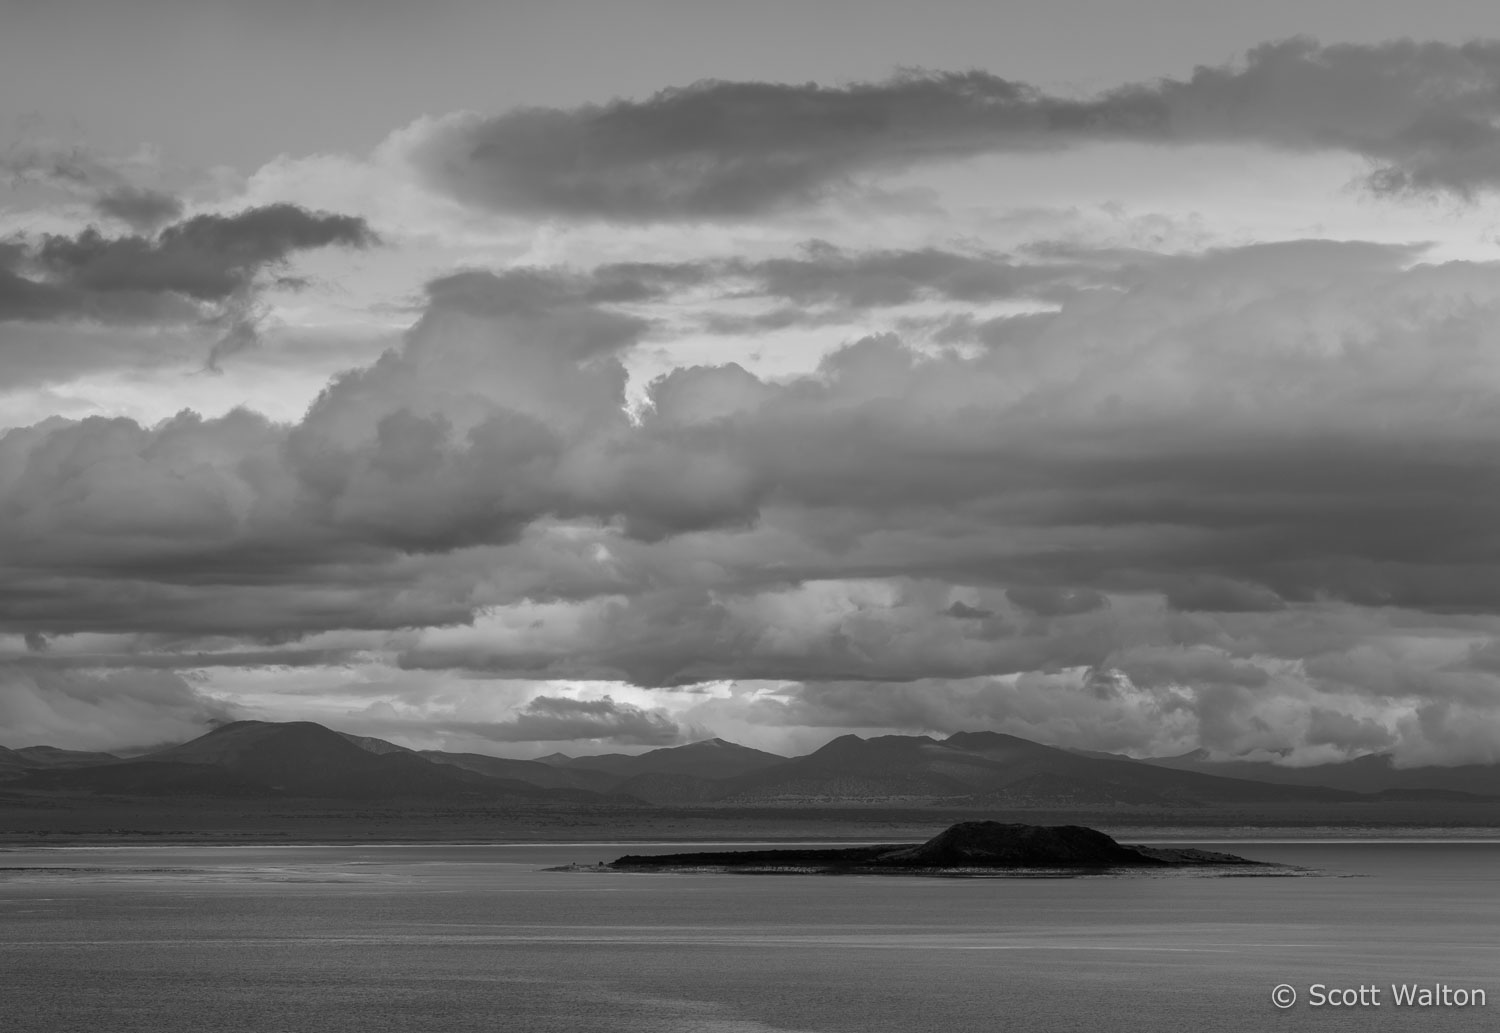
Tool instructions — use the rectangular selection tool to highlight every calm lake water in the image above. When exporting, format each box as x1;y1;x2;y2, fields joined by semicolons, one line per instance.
2;840;1497;1032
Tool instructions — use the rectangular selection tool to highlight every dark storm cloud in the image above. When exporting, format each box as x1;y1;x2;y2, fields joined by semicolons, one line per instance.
427;240;1099;340
12;233;1500;764
0;204;376;376
395;582;1113;687
944;600;994;619
92;185;185;231
420;268;649;356
1004;586;1109;617
0;664;242;751
0;645;362;670
469;694;683;745
7;237;1500;686
406;38;1500;219
433;261;711;308
0;267;748;637
0;204;376;338
31;204;376;302
405;69;1161;219
734;239;1080;307
1114;649;1272;691
696;628;1500;764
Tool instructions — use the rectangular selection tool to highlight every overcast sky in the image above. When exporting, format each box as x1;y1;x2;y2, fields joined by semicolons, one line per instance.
6;2;1500;764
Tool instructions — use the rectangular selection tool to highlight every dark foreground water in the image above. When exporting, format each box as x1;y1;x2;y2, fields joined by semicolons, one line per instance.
2;840;1497;1033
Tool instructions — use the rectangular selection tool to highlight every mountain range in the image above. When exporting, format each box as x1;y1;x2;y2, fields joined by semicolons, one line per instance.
5;721;1498;807
6;721;638;804
1140;749;1500;797
0;744;120;774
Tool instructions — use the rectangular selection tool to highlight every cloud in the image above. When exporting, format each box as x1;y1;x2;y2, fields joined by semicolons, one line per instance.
470;693;684;744
7;237;1500;636
668;614;1500;765
18;41;1500;769
0;203;377;371
394;579;1120;687
1005;586;1108;617
400;38;1500;220
728;239;1083;307
2;141;183;231
1164;577;1287;613
428;239;1086;319
5;232;1500;763
716;672;1197;754
0;664;241;751
944;600;994;619
29;204;375;303
92;186;185;232
0;266;756;636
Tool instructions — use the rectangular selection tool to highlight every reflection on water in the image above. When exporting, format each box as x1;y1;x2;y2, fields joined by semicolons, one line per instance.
3;841;1498;1032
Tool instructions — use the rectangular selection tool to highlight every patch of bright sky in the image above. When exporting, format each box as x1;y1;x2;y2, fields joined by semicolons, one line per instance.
194;660;709;756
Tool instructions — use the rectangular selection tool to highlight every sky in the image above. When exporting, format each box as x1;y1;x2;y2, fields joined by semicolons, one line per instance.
6;2;1500;764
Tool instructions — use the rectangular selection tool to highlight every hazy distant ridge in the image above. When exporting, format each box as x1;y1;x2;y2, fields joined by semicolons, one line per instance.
8;721;1492;807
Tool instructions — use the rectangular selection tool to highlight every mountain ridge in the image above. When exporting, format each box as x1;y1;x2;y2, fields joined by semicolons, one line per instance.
14;721;640;804
9;721;1500;807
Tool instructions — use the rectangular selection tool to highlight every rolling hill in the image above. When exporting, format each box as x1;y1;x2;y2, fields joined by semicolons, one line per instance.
0;744;121;778
11;722;1497;810
1142;749;1500;798
707;731;1365;807
543;738;787;779
0;745;33;776
416;750;619;793
16;721;638;803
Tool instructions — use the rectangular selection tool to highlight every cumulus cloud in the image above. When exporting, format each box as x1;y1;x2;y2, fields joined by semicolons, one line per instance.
469;694;684;745
0;265;754;636
4;228;1500;762
6;237;1500;632
395;579;1117;686
712;672;1199;755
401;38;1500;220
663;610;1500;765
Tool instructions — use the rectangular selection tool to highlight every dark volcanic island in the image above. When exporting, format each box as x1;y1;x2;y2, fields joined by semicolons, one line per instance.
566;822;1275;875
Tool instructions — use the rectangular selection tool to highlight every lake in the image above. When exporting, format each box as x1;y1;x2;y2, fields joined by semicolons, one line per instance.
3;840;1497;1032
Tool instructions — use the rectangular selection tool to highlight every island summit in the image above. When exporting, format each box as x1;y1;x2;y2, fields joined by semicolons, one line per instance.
562;821;1274;874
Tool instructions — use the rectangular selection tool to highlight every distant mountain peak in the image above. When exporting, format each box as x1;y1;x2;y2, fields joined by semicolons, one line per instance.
808;732;941;760
337;731;414;756
685;737;755;751
945;730;1040;746
151;719;362;767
